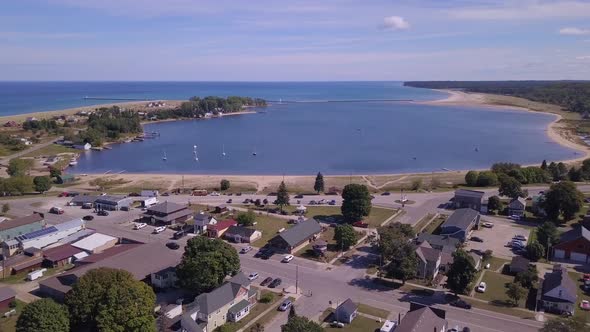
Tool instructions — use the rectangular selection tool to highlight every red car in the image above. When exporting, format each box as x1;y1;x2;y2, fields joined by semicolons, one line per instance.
583;274;590;281
352;221;369;228
58;192;69;197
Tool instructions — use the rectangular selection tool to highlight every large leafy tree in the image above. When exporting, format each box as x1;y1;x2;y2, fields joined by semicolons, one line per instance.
334;224;358;250
341;184;372;223
7;159;33;177
314;172;325;193
275;181;290;212
506;282;527;306
446;250;477;295
236;210;256;226
385;242;418;284
464;171;479;186
525;241;545;261
515;266;539;289
537;221;560;251
220;179;230;191
542;181;584;221
476;171;498;187
281;316;323;332
16;299;69;332
487;195;501;212
498;175;526;199
540;316;589;332
378;223;416;259
176;237;240;294
33;176;52;193
65;268;156;332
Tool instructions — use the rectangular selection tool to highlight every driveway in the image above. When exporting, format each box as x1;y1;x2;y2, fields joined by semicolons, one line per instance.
466;216;533;259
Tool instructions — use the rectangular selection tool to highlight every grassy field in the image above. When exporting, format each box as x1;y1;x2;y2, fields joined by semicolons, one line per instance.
0;264;74;284
473;271;523;307
356;303;390;319
0;299;25;332
487;257;511;272
250;214;291;246
215;290;281;332
422;215;447;235
21;144;77;158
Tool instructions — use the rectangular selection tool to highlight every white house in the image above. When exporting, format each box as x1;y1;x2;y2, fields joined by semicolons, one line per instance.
73;143;91;150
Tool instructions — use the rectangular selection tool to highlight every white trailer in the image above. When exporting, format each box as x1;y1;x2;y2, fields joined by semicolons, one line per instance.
27;268;47;281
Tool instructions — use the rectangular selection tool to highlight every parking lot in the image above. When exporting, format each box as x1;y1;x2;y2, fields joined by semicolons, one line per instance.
466;217;533;259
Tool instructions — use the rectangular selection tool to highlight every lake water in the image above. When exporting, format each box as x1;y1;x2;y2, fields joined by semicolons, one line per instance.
0;81;577;175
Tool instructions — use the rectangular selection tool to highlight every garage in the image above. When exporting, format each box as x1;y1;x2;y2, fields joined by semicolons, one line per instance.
553;249;565;259
571;252;588;262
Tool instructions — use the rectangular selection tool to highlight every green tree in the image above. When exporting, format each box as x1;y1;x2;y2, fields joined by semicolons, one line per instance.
482;249;493;262
236;210;256;227
385;243;418;284
515;266;539;289
525;241;545;262
537;221;560;251
281;316;323;332
476;171;499;187
569;167;583;182
7;159;33;177
341;184;372;223
334;224;358;250
176;237;240;294
274;181;290;212
249;323;265;332
16;299;69;332
498;175;526;199
378;222;415;259
540;316;589;332
220;179;230;191
506;282;527;306
446;250;477;295
465;170;479;186
541;159;548;170
542;181;584;221
33;176;52;193
487;196;501;212
65;268;156;332
314;172;324;193
2;203;9;214
49;167;62;178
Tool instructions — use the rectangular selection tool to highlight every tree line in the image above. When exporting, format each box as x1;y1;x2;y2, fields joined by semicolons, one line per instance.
404;81;590;113
148;96;267;121
64;106;142;146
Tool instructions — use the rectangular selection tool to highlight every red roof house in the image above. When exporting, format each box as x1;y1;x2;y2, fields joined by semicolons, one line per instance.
207;219;237;238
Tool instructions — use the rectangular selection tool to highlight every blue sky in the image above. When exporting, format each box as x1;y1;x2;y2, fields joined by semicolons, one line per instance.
1;0;590;81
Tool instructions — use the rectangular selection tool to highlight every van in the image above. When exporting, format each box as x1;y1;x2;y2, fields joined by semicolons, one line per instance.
153;226;167;234
173;230;186;240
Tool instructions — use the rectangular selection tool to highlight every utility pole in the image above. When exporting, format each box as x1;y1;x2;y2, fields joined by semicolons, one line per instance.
295;265;299;294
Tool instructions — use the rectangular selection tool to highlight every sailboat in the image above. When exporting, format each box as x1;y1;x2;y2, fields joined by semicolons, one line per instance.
222;144;226;157
252;148;257;156
162;151;167;161
474;147;479;152
193;145;198;161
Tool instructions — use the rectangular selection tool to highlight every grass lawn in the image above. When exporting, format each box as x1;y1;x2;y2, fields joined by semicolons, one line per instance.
423;215;447;235
413;213;435;232
473;271;524;307
250;214;291;246
464;298;536;319
324;313;383;332
487;257;511;272
0;299;25;332
0;264;74;284
357;303;390;319
296;227;338;262
567;271;590;321
21;144;77;158
215;290;281;332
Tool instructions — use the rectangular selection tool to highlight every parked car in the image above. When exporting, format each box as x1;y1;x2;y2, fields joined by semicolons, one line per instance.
329;200;336;205
134;222;147;230
240;246;253;254
261;249;275;260
260;277;273;286
294;194;304;199
509;215;521;221
278;299;292;311
381;192;391;196
248;272;259;281
580;300;590;311
82;203;93;209
97;210;109;216
282;254;294;263
236;192;242;196
448;326;460;332
269;278;282;288
58;192;69;197
153;226;167;234
352;221;369;228
166;242;180;250
210;192;220;196
513;234;528;242
173;230;186;240
162;192;170;196
243;199;251;204
330;321;345;328
476;282;487;293
481;222;494;228
82;215;94;221
309;200;317;205
450;299;472;309
49;207;64;214
226;199;233;203
470;236;484;243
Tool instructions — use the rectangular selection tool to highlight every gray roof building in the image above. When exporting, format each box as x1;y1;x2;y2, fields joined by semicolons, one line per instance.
439;208;480;242
335;298;358;324
510;256;530;274
415;233;460;252
0;287;16;303
269;219;322;253
541;265;577;304
396;303;447;332
142;201;193;225
70;195;98;205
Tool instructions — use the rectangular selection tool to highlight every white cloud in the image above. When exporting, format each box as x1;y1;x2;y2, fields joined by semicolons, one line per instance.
380;16;410;31
449;1;590;20
576;55;590;60
560;27;590;35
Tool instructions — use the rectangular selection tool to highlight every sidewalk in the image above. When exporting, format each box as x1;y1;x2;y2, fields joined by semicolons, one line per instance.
237;295;288;332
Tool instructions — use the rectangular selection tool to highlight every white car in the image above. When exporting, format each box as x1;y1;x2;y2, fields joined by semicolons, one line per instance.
210;192;220;196
134;222;147;230
484;263;491;269
153;226;167;234
513;235;528;242
282;254;294;263
509;215;521;221
476;282;487;293
482;222;494;228
248;272;259;281
240;246;253;254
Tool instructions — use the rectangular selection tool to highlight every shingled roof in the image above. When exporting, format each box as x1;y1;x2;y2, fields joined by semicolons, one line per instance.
148;201;187;214
442;208;478;231
0;214;43;232
276;219;322;247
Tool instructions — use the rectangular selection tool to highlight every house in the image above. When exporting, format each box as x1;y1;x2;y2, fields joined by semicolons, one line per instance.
334;298;358;324
439;209;480;242
0;287;16;311
415;233;460;253
94;195;133;211
151;266;177;289
192;213;217;235
0;213;44;242
43;244;84;268
1;249;44;278
453;189;485;211
268;219;322;254
181;273;257;332
71;233;118;254
224;226;262;243
540;265;577;315
510;256;530;274
162;304;182;319
206;219;237;238
214;204;229;214
142;201;193;226
508;197;527;217
415;243;442;280
56;174;76;184
396;303;448;332
3;121;19;128
73;143;91;150
553;225;590;263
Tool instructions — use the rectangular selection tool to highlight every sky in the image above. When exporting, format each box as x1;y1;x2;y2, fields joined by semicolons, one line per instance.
1;0;590;81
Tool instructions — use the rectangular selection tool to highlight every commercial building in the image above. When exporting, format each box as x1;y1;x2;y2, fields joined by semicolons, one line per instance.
453;189;484;211
268;219;322;253
94;195;133;211
0;287;16;311
0;214;44;242
43;244;84;268
142;201;193;226
71;233;118;254
439;209;480;242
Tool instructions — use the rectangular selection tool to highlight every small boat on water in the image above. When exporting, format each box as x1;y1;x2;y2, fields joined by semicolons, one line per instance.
162;151;167;161
193;145;199;161
474;147;479;152
222;144;226;157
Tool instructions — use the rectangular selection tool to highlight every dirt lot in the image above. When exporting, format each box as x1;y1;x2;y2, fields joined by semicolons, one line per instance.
466;216;533;259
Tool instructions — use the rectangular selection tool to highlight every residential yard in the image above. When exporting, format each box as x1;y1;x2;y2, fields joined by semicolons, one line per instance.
422;214;447;235
413;213;435;232
250;214;291;246
0;264;74;284
215;290;281;332
356;303;390;319
567;271;590;321
321;307;384;332
0;299;25;332
295;226;338;262
21;144;77;158
473;271;524;307
487;257;511;272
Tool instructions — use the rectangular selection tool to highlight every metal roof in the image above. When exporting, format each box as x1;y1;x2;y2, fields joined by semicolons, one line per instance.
147;201;187;214
276;219;322;247
71;233;117;252
0;214;43;232
16;226;57;241
454;189;485;199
